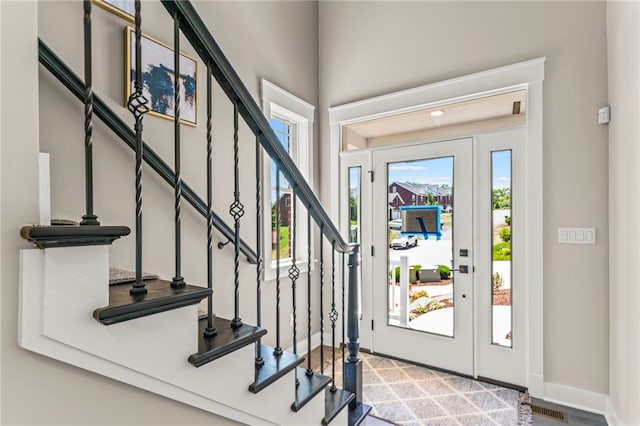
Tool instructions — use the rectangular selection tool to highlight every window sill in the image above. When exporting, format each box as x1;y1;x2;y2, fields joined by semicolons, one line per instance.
264;259;316;283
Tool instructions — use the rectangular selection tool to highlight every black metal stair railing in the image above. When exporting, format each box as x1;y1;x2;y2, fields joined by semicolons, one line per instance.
39;0;372;422
37;40;258;265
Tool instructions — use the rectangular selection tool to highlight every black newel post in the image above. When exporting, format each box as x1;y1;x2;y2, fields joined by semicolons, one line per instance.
80;0;99;226
344;244;363;407
171;11;185;288
127;0;149;296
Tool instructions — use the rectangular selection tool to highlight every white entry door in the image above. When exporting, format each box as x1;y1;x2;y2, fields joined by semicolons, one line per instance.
342;129;526;386
371;138;474;375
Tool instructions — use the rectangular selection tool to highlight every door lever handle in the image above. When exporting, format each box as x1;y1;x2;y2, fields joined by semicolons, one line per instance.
451;265;469;274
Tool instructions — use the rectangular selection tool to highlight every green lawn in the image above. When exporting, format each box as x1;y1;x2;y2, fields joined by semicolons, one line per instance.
493;241;511;261
272;226;291;259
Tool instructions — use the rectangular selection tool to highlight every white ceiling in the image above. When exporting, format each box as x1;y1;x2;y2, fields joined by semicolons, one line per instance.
344;89;527;140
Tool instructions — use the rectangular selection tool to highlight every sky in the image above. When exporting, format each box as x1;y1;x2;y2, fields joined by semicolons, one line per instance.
385;150;512;190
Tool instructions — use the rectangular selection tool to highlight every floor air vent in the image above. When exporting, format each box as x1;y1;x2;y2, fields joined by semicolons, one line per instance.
529;403;568;423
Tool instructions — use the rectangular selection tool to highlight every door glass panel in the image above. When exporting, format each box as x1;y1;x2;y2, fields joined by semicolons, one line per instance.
348;167;361;244
387;157;454;337
491;150;512;347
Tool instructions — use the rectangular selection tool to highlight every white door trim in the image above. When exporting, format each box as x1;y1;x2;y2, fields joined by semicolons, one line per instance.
329;57;545;396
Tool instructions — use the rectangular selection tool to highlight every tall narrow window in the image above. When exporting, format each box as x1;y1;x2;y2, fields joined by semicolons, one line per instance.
270;117;293;260
261;80;315;281
491;150;512;347
348;167;361;244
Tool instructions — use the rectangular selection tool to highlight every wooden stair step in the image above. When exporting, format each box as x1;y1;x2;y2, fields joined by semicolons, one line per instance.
322;388;355;425
291;367;332;412
249;345;305;394
21;224;130;249
188;317;267;367
93;279;210;325
348;402;373;426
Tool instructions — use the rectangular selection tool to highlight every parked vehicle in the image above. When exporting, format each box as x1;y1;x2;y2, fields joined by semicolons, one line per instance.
390;234;418;249
388;219;402;230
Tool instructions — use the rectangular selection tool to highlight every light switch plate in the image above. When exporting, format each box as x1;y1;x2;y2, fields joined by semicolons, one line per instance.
558;227;596;244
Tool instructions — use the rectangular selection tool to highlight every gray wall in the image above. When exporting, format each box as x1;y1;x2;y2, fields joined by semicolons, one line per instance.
318;1;609;394
607;1;640;424
2;1;318;424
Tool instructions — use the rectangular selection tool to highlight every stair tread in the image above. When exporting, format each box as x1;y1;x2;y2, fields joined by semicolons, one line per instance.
322;388;356;425
291;367;332;412
21;224;130;249
348;402;373;426
93;279;210;325
249;345;305;393
188;317;267;367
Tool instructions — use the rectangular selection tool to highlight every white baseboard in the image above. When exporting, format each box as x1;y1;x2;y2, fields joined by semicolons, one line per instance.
285;332;322;354
543;381;608;415
605;397;623;426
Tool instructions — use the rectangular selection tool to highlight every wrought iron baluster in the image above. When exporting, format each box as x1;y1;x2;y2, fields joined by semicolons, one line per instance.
80;0;99;226
330;239;338;392
320;223;325;374
341;252;346;367
255;134;263;364
127;0;149;296
306;211;313;377
230;100;244;329
171;10;185;288
274;168;282;355
203;62;216;337
288;193;300;385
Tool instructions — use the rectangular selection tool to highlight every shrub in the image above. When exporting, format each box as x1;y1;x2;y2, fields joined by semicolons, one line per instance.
492;272;504;290
504;215;511;225
437;264;451;280
499;227;511;243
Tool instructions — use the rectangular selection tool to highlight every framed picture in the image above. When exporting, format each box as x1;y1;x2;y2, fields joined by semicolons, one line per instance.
125;26;198;126
93;0;135;22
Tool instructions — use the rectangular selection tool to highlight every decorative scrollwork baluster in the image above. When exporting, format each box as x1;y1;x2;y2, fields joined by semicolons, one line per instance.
127;0;150;296
230;100;244;329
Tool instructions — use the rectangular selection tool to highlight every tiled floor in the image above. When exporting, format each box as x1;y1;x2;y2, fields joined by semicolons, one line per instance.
309;347;607;426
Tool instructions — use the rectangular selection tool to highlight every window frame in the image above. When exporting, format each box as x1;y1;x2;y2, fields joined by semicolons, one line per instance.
261;79;315;282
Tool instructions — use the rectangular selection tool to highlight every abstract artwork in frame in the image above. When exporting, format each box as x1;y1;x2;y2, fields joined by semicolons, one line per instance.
93;0;135;23
125;26;198;126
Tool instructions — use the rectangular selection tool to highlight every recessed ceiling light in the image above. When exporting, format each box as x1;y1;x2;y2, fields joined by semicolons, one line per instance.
430;110;444;117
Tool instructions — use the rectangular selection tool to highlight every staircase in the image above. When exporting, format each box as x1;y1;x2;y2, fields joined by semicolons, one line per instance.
18;1;371;425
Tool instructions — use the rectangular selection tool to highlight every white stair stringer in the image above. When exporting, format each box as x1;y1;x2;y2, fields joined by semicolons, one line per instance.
18;246;335;426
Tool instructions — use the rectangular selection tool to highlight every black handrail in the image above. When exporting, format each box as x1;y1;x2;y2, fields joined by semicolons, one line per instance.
160;0;350;254
38;38;258;264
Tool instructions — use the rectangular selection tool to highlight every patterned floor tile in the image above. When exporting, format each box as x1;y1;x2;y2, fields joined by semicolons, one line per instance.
422;417;461;426
377;367;412;383
432;395;480;415
404;398;447;419
415;378;457;396
487;408;518;425
368;356;399;369
441;376;485;393
390;382;427;399
464;391;510;411
454;414;496;425
363;370;384;385
374;401;417;423
364;383;398;403
402;365;438;380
